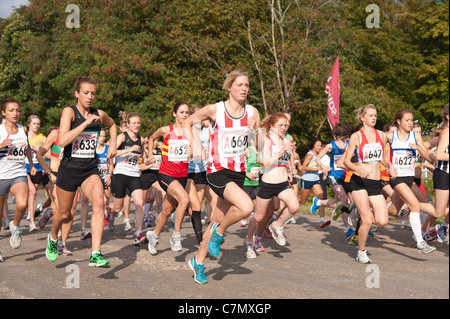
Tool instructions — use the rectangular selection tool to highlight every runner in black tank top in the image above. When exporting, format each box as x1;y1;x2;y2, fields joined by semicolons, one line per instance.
45;76;117;268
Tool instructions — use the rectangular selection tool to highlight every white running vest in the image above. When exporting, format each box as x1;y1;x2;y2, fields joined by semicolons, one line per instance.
207;101;254;174
0;124;28;179
390;130;416;177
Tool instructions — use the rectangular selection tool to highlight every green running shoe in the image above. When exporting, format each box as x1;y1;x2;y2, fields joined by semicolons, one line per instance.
332;202;344;221
89;251;110;268
46;233;58;262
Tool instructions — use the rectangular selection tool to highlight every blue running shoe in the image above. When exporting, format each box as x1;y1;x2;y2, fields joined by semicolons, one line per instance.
345;228;355;239
310;197;320;214
208;223;223;257
170;212;175;230
188;257;207;284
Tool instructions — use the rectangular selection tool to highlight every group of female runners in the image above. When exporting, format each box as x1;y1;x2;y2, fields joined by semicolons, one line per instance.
0;71;448;283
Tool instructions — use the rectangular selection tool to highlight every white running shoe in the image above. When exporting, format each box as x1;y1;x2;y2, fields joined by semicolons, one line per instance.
9;221;22;249
146;230;159;255
355;250;371;264
245;241;257;259
268;222;286;246
170;233;183;252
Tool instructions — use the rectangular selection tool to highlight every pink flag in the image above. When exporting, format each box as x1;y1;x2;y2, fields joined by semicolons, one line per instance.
325;57;340;128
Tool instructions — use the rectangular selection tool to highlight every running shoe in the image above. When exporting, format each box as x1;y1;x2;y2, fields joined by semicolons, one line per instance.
38;207;52;229
45;233;58;262
435;223;448;243
134;232;149;246
0;250;4;262
108;214;115;231
29;221;38;232
170;233;183;252
348;234;358;245
2;219;9;230
345;228;356;239
9;221;22;249
146;230;159;255
332;202;344;221
208;223;224;257
254;236;265;252
170;212;175;230
124;219;132;231
34;202;44;218
144;218;152;228
80;229;92;240
401;220;412;230
319;219;331;228
310;197;320;214
424;228;438;241
244;241;257;259
355;250;371;264
104;210;109;227
188;257;207;284
240;218;247;226
263;228;273;238
285;217;297;224
58;242;73;256
417;241;436;254
89;251;110;268
268;222;286;246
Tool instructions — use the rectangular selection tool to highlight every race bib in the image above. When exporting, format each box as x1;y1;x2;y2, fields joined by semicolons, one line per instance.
250;166;260;183
333;154;343;171
98;163;108;179
222;127;248;158
123;152;140;174
392;150;414;172
168;139;189;162
71;130;98;158
272;145;290;166
7;143;27;162
151;154;162;169
361;143;383;164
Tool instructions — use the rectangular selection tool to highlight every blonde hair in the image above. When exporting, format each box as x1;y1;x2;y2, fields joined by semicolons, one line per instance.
27;114;40;125
222;69;249;91
355;104;376;123
119;111;141;123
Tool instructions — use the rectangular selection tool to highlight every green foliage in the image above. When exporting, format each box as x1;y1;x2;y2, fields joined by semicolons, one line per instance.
0;0;448;156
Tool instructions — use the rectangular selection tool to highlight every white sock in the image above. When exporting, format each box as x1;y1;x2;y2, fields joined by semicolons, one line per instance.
409;212;423;243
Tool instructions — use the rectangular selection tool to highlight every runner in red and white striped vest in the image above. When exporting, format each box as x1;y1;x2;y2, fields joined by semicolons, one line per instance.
207;100;254;174
183;69;261;284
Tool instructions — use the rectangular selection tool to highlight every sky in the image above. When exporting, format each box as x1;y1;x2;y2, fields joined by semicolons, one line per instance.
0;0;29;19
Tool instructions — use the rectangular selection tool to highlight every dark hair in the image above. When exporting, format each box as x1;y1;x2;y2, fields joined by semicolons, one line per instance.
46;126;59;135
383;122;396;132
332;122;354;139
74;76;97;93
173;101;188;113
393;108;413;125
309;137;322;150
1;98;20;112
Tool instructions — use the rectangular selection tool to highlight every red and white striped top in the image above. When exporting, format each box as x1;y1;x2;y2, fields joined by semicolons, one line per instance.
207;101;254;174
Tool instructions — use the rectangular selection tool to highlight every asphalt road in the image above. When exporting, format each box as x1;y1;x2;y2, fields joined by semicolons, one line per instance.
0;188;448;303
